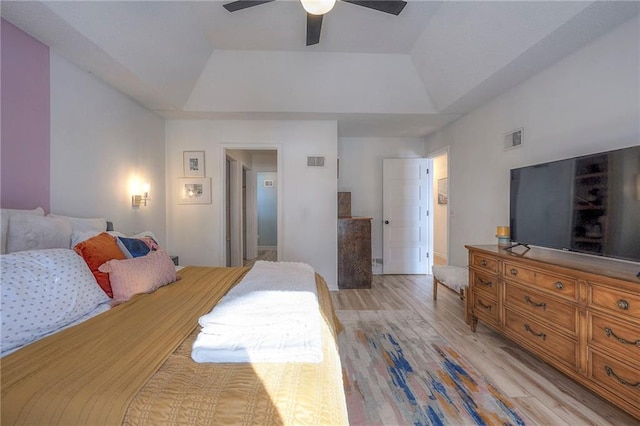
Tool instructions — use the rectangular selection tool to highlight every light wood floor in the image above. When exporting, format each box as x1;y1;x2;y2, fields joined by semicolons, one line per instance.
243;249;277;267
330;274;638;426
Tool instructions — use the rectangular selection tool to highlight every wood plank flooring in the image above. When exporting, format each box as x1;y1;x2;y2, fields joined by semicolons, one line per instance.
330;274;638;425
243;249;277;267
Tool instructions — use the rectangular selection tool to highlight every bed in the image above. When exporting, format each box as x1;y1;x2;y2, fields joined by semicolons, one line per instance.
0;211;348;425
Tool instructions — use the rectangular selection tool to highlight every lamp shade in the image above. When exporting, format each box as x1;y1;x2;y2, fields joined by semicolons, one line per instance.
300;0;336;15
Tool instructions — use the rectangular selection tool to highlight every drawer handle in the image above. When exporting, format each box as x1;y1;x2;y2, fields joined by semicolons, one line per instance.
510;268;518;276
617;300;630;310
524;323;546;340
524;295;547;310
554;281;564;290
604;327;640;347
481;260;487;267
478;300;492;311
605;366;640;389
478;277;493;287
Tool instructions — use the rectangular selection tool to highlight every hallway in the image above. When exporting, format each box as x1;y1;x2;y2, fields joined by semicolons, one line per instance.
243;249;277;267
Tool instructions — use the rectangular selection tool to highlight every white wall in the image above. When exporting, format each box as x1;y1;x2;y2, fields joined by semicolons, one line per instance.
166;120;339;289
425;15;640;267
338;137;425;260
50;52;166;243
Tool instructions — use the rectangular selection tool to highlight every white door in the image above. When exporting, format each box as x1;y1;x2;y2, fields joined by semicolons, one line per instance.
383;158;429;274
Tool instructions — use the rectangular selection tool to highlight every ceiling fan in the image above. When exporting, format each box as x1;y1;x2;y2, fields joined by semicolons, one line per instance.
222;0;407;46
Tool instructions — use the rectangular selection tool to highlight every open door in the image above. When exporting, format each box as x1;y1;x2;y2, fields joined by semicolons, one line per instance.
382;158;429;274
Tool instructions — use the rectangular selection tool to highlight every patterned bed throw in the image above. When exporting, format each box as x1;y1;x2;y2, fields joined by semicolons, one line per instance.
1;265;348;426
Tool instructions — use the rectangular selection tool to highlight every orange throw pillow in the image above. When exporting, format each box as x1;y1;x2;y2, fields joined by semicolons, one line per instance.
74;232;126;297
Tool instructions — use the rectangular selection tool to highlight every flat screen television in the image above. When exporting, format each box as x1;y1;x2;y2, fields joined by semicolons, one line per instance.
510;145;640;263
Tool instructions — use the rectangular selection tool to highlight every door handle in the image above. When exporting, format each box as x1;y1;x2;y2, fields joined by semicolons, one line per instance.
384;220;389;224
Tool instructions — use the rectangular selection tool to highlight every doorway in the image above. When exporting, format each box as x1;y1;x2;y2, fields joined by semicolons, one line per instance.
430;148;449;266
223;148;279;267
257;171;277;252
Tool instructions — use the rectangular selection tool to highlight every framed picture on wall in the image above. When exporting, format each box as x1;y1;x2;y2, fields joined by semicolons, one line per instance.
178;177;211;204
183;151;205;177
437;178;448;205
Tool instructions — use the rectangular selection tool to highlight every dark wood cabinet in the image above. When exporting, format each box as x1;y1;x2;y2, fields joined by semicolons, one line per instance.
338;217;372;289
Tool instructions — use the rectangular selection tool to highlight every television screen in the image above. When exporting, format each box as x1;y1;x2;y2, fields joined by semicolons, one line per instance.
510;145;640;262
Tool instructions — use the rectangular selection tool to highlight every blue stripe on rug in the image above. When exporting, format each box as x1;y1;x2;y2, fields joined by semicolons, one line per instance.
341;321;530;425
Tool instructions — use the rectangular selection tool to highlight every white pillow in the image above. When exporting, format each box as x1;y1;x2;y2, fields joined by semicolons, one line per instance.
47;214;107;233
6;215;72;253
0;207;45;255
1;248;110;355
0;207;44;215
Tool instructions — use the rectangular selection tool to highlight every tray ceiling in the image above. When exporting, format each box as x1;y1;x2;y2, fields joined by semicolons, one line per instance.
2;1;637;137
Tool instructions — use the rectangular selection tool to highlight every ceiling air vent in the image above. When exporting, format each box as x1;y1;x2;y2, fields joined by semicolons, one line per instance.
307;156;325;167
504;128;524;150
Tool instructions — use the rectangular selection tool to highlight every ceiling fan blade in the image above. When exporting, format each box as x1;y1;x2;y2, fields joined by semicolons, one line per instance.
306;14;323;46
341;0;407;16
223;0;275;12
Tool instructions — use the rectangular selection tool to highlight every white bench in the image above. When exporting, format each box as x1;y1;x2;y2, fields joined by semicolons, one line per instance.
432;265;469;323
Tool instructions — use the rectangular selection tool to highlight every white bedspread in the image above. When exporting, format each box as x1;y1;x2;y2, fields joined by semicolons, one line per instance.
191;261;323;363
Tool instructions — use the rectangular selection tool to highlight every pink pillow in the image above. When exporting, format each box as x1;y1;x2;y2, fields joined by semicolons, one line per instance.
98;250;177;303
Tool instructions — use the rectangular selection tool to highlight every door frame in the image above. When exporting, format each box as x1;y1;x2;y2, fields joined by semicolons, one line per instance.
220;145;282;266
227;155;241;266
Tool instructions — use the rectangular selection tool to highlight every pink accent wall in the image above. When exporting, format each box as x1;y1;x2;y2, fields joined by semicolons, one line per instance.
1;19;50;211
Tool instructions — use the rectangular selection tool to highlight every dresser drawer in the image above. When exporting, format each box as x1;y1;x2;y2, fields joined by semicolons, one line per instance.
589;350;640;410
471;292;499;327
589;284;640;321
470;252;498;274
589;313;640;366
503;261;577;301
470;270;498;298
505;309;577;369
505;284;577;335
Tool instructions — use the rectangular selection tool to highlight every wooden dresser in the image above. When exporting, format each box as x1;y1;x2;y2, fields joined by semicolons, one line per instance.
466;244;640;419
338;217;372;289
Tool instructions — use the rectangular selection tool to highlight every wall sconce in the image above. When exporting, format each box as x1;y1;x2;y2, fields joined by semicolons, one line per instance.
132;182;150;207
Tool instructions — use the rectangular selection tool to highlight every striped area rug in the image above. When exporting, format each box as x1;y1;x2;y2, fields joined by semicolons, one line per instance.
338;310;529;426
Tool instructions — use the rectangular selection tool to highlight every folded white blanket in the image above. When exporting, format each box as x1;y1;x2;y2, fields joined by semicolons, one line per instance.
191;261;323;363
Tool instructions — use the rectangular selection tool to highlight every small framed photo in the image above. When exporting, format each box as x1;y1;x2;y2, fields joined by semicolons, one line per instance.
183;151;205;177
263;180;274;188
437;178;448;205
178;177;211;204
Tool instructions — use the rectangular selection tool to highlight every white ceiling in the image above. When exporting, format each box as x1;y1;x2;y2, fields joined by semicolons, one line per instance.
2;1;638;138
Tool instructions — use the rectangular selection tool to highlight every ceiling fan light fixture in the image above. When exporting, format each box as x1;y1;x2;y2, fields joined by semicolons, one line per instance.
300;0;336;15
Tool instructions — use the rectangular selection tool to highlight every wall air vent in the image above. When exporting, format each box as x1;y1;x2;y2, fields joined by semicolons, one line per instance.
307;156;325;167
504;128;524;150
